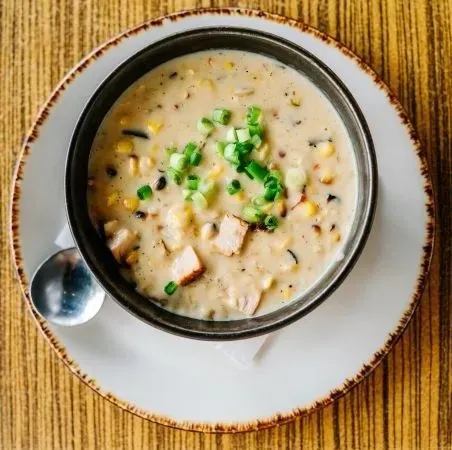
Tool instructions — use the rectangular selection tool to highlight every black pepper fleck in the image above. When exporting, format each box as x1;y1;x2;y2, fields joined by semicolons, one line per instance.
134;211;146;219
169;72;178;79
154;176;167;191
327;194;338;203
106;166;117;177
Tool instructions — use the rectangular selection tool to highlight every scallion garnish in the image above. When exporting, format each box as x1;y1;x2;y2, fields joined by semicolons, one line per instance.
236;128;251;143
264;215;279;230
184;142;198;158
246;105;262;125
164;281;178;295
182;189;193;200
227;179;241;195
242;205;265;224
250;134;262;149
167;167;184;185
137;184;152;200
226;127;237;142
198;179;216;200
224;143;240;164
190;151;202;166
248;123;264;138
212;108;231;125
169;152;189;171
197;117;215;135
245;160;269;182
252;196;266;207
235;141;254;155
187;174;200;190
192;191;208;209
166;146;177;158
215;141;226;157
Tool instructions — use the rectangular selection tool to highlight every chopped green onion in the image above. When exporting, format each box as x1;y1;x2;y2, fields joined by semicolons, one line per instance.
167;167;184;185
236;128;251;142
264;215;279;230
245;160;269;181
197;117;215;135
235;163;246;173
190;151;202;166
265;170;283;184
264;185;278;201
212;108;231;125
236;141;254;155
248;124;264;138
169;152;189;171
137;184;152;200
246;105;262;125
227;179;241;195
198;179;216;199
226;127;237;142
166;146;177;158
164;281;178;295
252;196;266;207
192;191;208;209
242;205;265;223
250;134;262;149
224;143;240;164
182;189;193;200
184;142;198;158
187;174;200;190
214;141;226;157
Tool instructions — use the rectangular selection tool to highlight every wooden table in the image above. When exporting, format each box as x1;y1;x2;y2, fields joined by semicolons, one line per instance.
1;1;450;448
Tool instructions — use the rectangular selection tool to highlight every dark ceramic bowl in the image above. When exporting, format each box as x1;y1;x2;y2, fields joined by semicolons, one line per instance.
66;28;377;340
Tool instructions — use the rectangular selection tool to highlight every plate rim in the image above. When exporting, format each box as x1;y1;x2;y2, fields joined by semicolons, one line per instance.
9;7;435;433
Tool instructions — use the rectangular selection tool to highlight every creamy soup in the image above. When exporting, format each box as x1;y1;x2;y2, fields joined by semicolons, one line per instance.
88;50;356;320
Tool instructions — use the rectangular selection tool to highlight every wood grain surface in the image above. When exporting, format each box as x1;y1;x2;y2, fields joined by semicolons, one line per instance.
1;0;451;449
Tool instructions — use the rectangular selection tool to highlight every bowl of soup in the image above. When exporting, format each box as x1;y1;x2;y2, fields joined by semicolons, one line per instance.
66;28;377;340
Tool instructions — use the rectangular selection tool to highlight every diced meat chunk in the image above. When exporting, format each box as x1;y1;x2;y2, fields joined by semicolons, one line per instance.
214;214;249;256
172;246;205;286
108;228;137;262
103;219;119;237
227;286;262;316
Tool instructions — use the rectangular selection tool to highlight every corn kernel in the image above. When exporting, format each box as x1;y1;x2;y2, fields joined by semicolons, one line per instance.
262;203;273;214
331;231;341;243
115;138;134;155
198;78;214;89
274;199;287;217
282;288;292;299
124;250;139;265
302;201;318;217
320;168;334;184
106;191;119;206
262;275;274;291
147;121;163;134
318;141;335;157
104;219;119;237
128;156;138;176
206;165;223;180
233;191;246;202
258;143;270;161
123;197;139;212
224;61;235;69
290;97;301;107
139;156;154;176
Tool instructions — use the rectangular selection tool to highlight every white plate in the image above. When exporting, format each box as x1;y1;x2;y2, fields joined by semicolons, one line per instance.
10;9;434;432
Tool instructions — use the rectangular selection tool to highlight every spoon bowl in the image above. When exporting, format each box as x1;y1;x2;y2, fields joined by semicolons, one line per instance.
30;247;104;326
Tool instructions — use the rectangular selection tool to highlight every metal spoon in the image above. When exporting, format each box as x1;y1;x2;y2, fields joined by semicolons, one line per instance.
30;247;104;326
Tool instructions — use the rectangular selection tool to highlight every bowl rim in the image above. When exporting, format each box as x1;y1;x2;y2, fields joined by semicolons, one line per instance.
65;26;378;340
